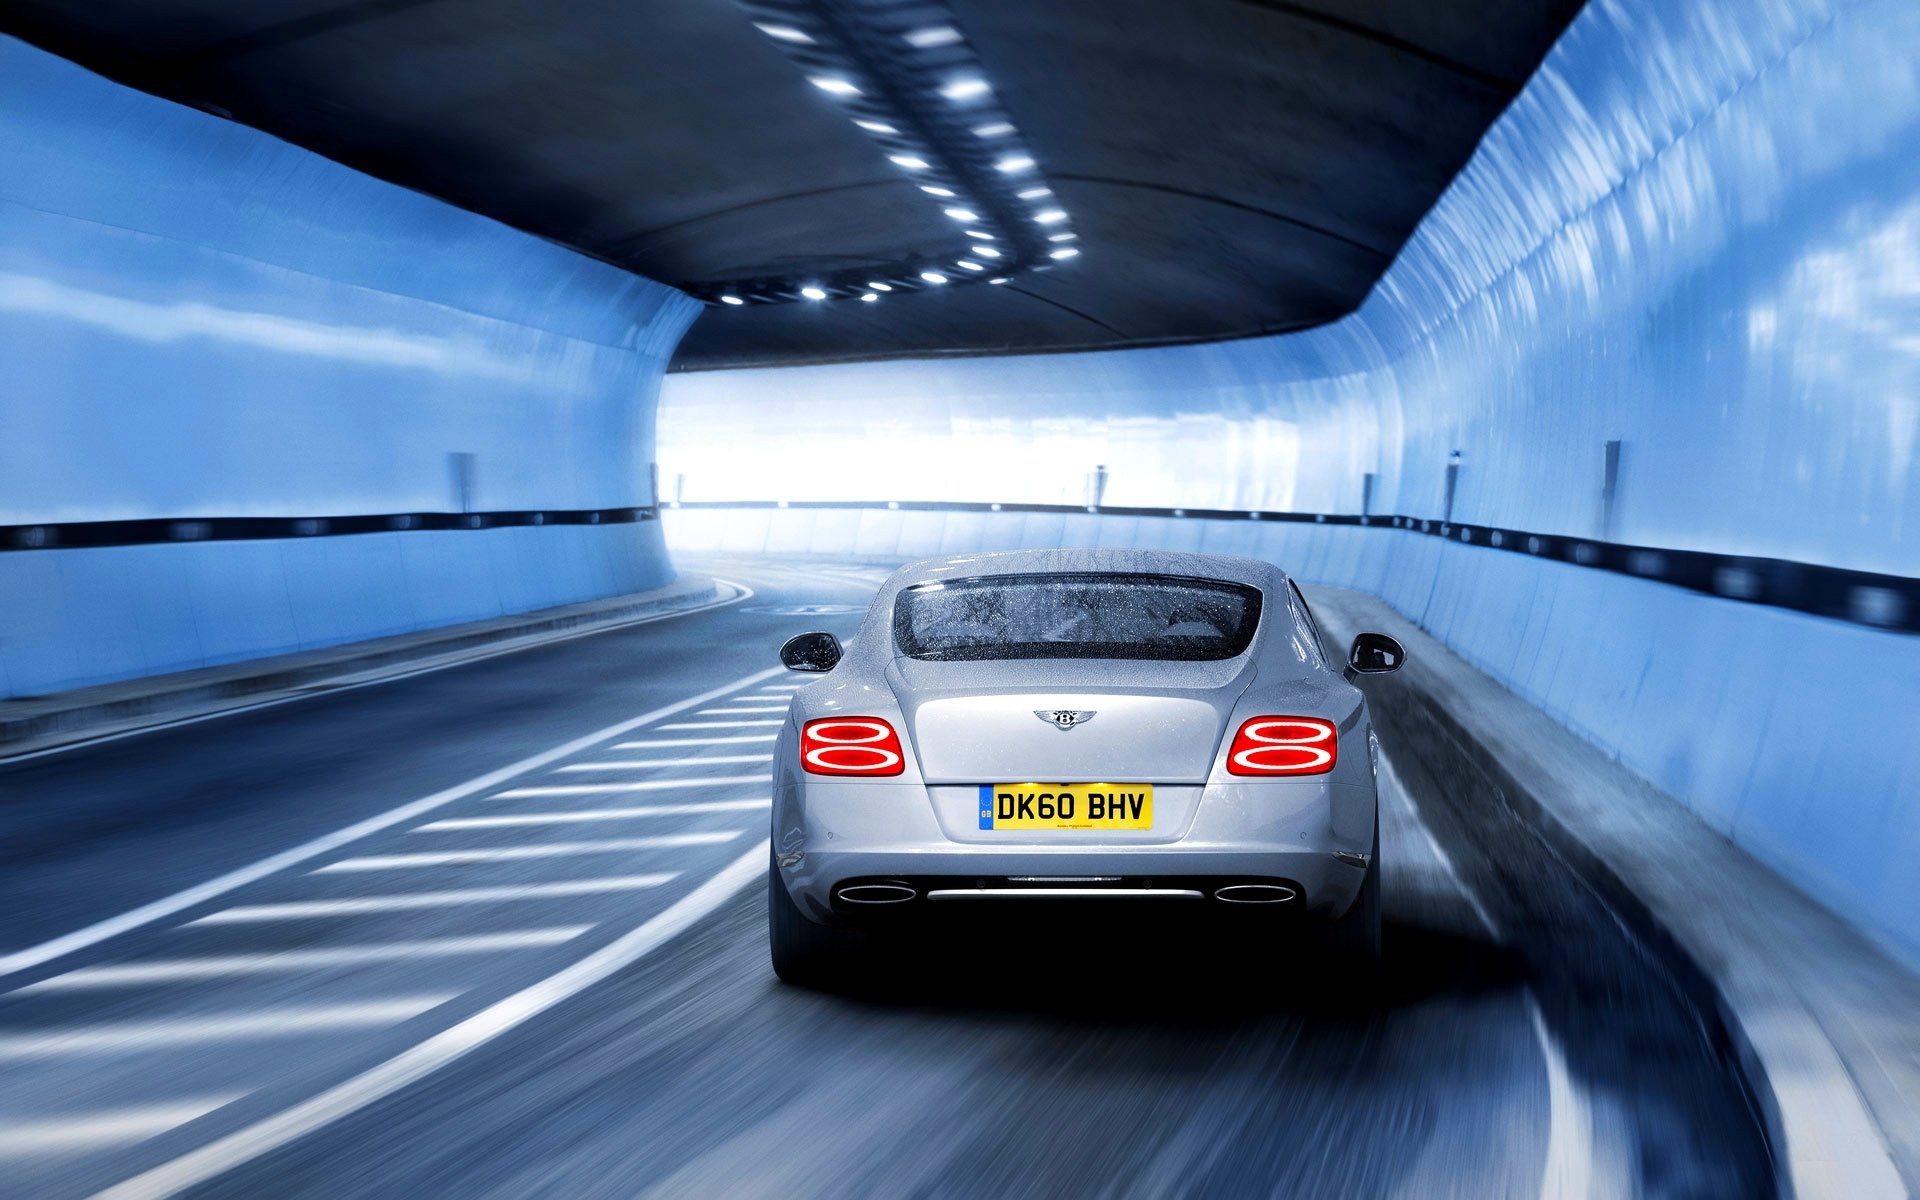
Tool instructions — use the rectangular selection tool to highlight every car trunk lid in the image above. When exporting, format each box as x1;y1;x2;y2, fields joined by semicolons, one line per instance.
889;657;1255;784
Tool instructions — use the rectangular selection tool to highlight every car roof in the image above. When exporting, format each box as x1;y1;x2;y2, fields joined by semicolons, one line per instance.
887;548;1285;590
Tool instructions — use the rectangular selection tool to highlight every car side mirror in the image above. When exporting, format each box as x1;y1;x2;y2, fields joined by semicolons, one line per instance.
1347;632;1405;676
780;631;843;672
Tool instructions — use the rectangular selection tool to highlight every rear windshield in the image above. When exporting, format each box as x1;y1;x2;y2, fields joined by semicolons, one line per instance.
893;572;1263;662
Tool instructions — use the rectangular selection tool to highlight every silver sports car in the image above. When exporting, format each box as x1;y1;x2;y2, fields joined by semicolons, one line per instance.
767;548;1405;986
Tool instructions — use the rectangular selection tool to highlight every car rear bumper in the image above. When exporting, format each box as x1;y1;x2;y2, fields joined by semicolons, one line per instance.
774;775;1376;924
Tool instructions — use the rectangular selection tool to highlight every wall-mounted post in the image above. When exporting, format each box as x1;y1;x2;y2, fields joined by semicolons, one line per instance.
1361;471;1376;518
1443;450;1461;524
1600;439;1622;540
449;451;476;514
1086;463;1109;510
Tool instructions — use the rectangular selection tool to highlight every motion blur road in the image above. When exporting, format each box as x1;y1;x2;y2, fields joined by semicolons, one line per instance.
0;559;1771;1199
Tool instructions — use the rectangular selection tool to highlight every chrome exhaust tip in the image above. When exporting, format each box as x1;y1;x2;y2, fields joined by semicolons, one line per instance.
1214;883;1298;904
835;882;917;905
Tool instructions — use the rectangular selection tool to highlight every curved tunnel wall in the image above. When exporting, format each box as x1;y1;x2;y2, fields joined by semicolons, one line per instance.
660;0;1920;962
0;37;702;698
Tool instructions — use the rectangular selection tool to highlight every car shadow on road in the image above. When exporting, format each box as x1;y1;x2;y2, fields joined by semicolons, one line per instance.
814;915;1530;1025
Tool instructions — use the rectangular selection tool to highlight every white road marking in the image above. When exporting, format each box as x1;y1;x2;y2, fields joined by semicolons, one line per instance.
0;1097;243;1159
419;800;769;830
0;996;452;1062
17;929;592;992
611;735;777;749
0;578;756;766
493;775;767;798
103;843;771;1198
557;755;771;771
1379;753;1598;1200
189;875;678;924
314;832;741;872
0;668;784;981
656;720;785;730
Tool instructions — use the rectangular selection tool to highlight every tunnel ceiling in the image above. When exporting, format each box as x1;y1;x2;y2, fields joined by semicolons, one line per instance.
6;0;1584;370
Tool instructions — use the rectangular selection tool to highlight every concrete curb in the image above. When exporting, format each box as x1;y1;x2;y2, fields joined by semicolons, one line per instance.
1309;585;1915;1200
0;574;730;759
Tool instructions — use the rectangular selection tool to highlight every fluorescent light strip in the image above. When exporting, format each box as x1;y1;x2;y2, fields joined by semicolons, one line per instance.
696;705;789;714
904;25;961;48
0;997;453;1061
0;1098;243;1157
657;720;785;730
18;930;590;992
190;875;678;924
421;800;769;831
314;832;740;872
556;755;771;771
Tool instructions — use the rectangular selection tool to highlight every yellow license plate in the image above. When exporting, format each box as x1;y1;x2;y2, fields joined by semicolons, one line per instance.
978;784;1153;831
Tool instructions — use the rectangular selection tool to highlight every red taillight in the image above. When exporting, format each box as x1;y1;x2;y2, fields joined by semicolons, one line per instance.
1226;716;1338;776
801;717;906;776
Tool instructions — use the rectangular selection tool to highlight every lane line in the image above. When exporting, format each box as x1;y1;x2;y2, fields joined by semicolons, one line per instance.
0;1097;244;1159
1379;752;1597;1200
0;996;453;1062
313;832;741;872
492;775;767;798
657;720;784;730
419;800;769;830
0;578;756;766
610;735;776;749
103;843;771;1198
0;667;783;981
189;875;678;924
17;929;592;992
556;755;771;771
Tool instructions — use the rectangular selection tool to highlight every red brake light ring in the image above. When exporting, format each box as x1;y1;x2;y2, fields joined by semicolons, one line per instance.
801;717;906;776
1227;716;1338;776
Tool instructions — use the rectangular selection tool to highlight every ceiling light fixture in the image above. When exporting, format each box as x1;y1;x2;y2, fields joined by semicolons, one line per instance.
941;78;991;101
1034;208;1068;224
1048;232;1078;242
888;154;930;170
854;119;897;134
957;260;985;271
867;281;893;292
719;294;745;306
920;271;948;284
919;185;956;198
1018;186;1052;200
808;76;861;97
943;207;980;221
801;285;829;300
996;155;1036;173
964;230;995;239
988;277;1010;284
860;293;879;302
903;26;962;48
754;22;814;44
1049;247;1080;260
974;246;1002;258
972;122;1015;138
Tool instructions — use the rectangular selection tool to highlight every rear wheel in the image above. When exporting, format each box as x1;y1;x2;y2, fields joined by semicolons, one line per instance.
1323;822;1383;980
768;854;866;988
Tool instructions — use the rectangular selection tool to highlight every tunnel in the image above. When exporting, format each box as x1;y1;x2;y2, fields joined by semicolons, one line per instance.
0;0;1916;1196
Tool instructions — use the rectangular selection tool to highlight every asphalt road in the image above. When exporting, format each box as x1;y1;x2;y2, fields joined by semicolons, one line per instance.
0;557;1770;1198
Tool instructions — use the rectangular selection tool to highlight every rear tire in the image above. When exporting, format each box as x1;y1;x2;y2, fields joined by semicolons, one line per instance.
768;854;865;989
1323;822;1383;981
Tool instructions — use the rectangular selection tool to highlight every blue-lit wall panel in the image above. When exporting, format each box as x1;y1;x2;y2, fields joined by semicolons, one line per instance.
661;0;1920;962
0;38;701;696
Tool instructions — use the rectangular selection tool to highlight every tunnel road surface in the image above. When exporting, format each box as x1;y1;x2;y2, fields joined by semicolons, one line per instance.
0;558;1770;1198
